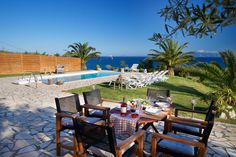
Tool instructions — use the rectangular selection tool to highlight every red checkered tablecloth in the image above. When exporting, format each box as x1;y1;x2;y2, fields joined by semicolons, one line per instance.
110;113;139;135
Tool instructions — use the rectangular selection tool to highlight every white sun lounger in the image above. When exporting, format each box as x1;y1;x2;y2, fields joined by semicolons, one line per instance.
127;64;139;72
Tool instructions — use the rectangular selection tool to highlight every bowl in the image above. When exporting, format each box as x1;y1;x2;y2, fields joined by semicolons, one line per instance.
131;113;139;118
130;108;136;112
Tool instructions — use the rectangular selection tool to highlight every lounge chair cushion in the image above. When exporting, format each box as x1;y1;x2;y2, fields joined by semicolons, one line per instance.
157;132;198;157
172;123;201;136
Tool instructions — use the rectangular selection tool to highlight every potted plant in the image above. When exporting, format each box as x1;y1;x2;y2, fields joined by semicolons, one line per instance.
56;80;64;85
48;78;54;85
95;64;101;70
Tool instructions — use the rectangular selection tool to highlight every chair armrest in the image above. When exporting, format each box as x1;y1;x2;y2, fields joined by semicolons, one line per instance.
169;116;207;125
82;104;110;124
175;108;207;117
116;130;144;150
55;112;80;119
166;118;207;129
151;132;205;157
81;104;110;111
152;132;205;148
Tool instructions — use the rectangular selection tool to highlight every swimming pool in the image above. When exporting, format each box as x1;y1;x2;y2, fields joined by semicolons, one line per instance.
42;71;120;84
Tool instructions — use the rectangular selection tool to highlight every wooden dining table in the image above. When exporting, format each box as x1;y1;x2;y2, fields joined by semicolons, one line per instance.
109;104;174;134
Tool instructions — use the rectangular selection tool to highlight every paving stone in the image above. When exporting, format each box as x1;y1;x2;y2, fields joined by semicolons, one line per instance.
39;140;52;149
38;152;52;157
214;132;224;138
0;147;9;153
0;127;15;139
15;150;40;157
228;137;236;141
1;151;15;157
45;142;56;151
229;141;236;147
7;143;14;150
226;148;236;157
0;138;13;144
211;147;229;156
30;129;38;135
15;132;33;140
213;154;226;157
17;145;36;154
211;141;232;148
13;140;34;151
43;127;53;132
63;154;74;157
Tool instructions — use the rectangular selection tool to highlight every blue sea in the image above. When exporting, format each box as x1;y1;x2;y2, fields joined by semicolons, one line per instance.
87;56;224;70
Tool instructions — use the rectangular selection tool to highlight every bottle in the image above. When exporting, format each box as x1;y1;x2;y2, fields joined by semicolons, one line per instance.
191;96;196;118
120;102;127;117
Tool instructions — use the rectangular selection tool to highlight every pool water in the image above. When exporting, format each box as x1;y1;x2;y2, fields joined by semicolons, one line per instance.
42;71;120;84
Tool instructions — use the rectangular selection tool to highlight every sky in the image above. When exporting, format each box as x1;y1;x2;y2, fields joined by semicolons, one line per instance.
0;0;236;56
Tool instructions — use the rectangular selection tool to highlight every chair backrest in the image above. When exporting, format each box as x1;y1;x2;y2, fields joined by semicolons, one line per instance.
159;70;168;77
56;64;64;68
147;88;170;100
201;117;215;145
73;117;117;156
83;89;103;106
155;70;164;77
55;94;81;113
204;100;216;121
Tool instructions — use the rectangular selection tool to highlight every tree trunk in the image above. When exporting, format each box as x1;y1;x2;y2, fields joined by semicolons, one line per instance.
168;66;175;76
81;60;87;70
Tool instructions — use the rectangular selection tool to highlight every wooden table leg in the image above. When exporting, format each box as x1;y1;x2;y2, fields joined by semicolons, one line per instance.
141;123;159;133
151;123;159;133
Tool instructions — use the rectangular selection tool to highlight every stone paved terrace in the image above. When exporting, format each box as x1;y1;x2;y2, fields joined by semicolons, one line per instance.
0;75;236;157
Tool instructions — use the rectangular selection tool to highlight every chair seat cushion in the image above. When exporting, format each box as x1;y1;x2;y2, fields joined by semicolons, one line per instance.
172;123;201;136
62;115;101;129
87;138;135;157
157;132;198;157
89;110;104;118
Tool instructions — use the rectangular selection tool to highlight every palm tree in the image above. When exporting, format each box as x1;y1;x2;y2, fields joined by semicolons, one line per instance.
64;42;101;70
190;50;236;112
148;39;193;75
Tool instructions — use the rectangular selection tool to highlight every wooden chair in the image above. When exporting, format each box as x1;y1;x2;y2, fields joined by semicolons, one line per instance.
151;119;215;157
146;88;171;102
83;89;111;123
72;117;144;157
55;94;109;156
167;100;216;136
55;64;64;74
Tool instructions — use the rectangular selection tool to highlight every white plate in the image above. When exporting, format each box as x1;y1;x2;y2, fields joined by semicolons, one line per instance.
145;107;161;114
154;102;170;108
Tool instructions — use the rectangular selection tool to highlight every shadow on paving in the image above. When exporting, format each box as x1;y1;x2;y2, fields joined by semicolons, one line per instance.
0;103;73;157
0;102;234;157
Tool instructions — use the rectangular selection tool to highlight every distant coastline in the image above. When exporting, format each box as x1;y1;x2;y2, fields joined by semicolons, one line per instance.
87;55;223;70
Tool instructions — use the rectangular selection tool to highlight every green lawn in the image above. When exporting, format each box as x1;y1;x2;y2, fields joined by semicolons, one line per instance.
68;76;236;124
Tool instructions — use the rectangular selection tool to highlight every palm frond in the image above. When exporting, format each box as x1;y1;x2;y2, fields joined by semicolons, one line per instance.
149;39;192;71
